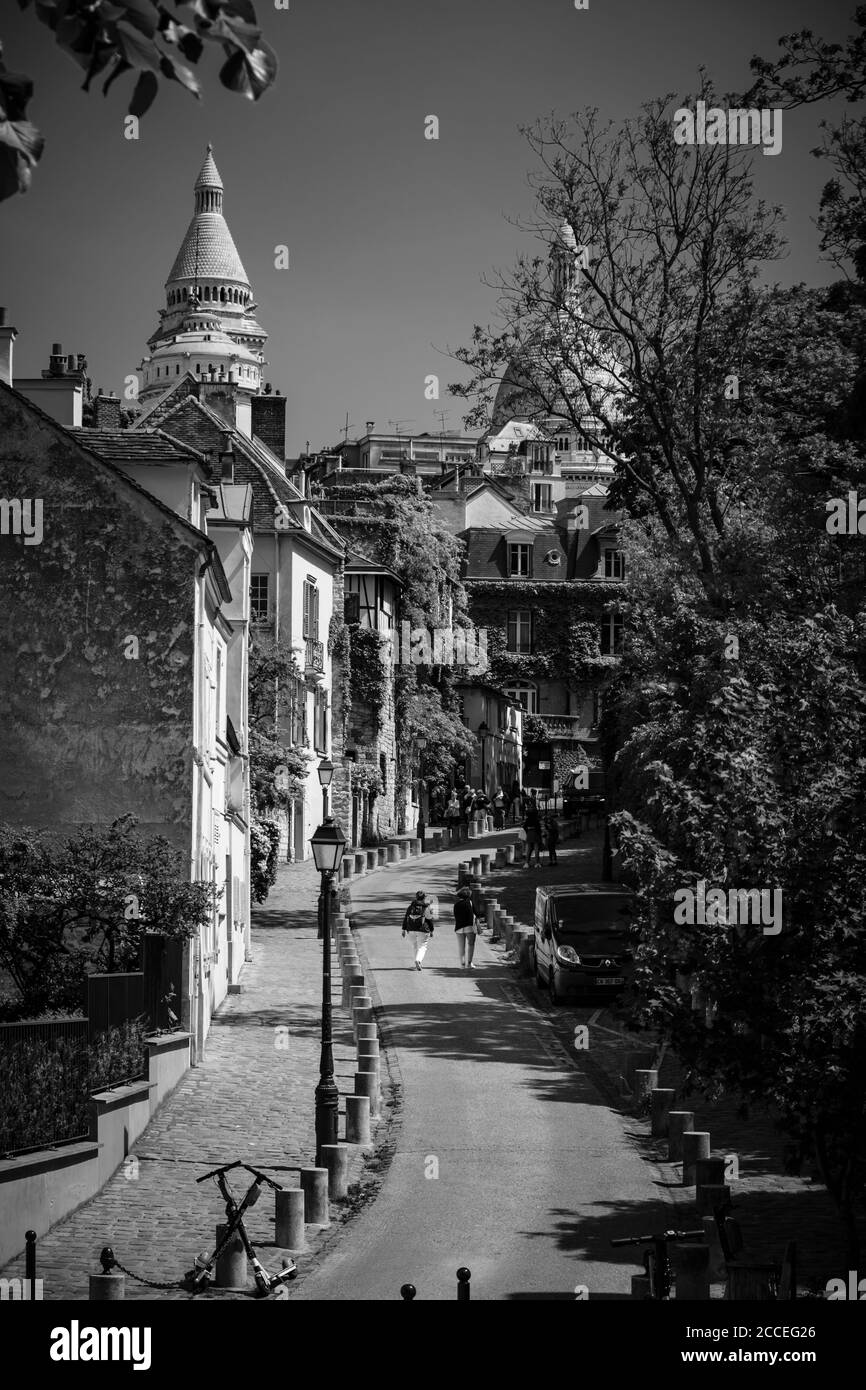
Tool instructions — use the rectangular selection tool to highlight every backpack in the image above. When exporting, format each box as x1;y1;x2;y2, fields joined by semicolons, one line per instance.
403;899;428;931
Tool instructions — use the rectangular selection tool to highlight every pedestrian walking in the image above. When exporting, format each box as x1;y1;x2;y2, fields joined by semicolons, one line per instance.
453;886;482;969
402;889;435;969
445;791;461;844
522;800;542;868
492;787;506;830
545;814;560;865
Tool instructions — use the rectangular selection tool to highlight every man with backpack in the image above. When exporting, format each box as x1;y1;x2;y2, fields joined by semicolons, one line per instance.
402;889;435;970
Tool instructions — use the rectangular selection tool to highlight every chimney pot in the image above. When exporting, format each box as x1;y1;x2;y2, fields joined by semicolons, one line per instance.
52;343;62;356
0;308;6;327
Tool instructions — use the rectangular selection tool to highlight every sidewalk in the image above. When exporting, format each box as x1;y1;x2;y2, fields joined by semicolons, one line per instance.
0;858;383;1300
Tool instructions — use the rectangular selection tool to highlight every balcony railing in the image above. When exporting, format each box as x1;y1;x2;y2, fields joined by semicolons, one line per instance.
305;638;324;673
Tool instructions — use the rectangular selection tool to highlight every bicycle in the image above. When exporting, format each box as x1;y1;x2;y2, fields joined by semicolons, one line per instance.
610;1227;706;1299
187;1161;298;1297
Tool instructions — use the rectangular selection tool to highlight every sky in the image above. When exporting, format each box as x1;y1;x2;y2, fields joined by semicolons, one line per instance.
0;0;856;456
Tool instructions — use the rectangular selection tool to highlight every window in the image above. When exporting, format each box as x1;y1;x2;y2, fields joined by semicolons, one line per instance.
344;592;360;624
600;611;624;655
556;435;570;453
302;578;320;641
290;676;308;747
362;452;370;468
507;610;533;654
531;444;551;466
313;688;328;752
532;483;553;513
508;543;532;577
603;548;625;580
250;574;269;622
504;682;538;714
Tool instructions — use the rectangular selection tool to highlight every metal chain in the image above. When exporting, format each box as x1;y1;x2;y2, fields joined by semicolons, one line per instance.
110;1258;186;1291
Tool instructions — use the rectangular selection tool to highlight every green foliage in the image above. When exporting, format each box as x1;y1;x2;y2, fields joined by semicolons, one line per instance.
0;1018;148;1155
348;625;387;716
250;816;280;904
0;41;43;200
0;816;214;1017
248;631;310;816
522;713;551;745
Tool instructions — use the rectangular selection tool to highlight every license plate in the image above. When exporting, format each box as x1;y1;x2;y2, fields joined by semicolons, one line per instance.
595;977;624;986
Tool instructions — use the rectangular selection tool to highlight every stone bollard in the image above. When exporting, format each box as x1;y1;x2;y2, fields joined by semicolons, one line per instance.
352;993;372;1022
513;839;525;863
492;909;505;942
682;1131;711;1185
503;915;516;948
633;1068;658;1105
696;1183;732;1217
355;852;366;876
467;822;478;839
673;1243;711;1300
358;1038;380;1066
356;1021;377;1044
494;848;507;869
470;856;482;877
513;930;534;975
300;1167;330;1226
728;1264;778;1300
89;1271;125;1300
387;843;399;865
342;859;353;880
215;1224;248;1288
651;1088;677;1138
486;900;500;932
355;1070;380;1119
480;852;492;875
695;1157;727;1190
504;843;516;865
346;1094;372;1146
410;839;422;858
275;1187;306;1251
377;847;387;867
624;1049;656;1089
321;1143;350;1200
366;850;377;872
341;972;365;1008
353;1005;373;1037
667;1111;695;1162
701;1215;727;1280
398;841;410;861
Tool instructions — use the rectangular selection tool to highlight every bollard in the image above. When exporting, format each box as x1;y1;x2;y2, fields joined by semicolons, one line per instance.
503;915;515;948
356;1021;377;1044
631;1274;651;1299
300;1167;330;1226
513;839;525;862
411;840;422;858
467;822;478;839
90;1249;125;1301
624;1049;656;1088
342;859;354;880
341;972;365;1008
377;847;386;867
667;1111;694;1161
486;900;499;932
366;850;377;872
651;1088;677;1138
728;1263;778;1300
504;843;516;865
470;856;481;877
275;1187;306;1251
673;1243;710;1300
25;1230;37;1300
346;1094;372;1146
633;1068;658;1106
215;1223;249;1289
401;1284;417;1300
682;1131;711;1185
355;1070;380;1119
350;986;370;1009
494;848;507;869
456;1267;471;1301
480;852;492;875
701;1215;727;1281
321;1143;350;1200
387;843;399;865
353;1005;373;1037
358;1038;380;1065
512;929;533;975
696;1183;731;1217
398;841;410;861
695;1157;727;1189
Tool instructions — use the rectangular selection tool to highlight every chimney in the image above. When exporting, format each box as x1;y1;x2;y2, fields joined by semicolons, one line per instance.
365;420;374;433
0;308;17;387
14;339;85;427
251;392;286;460
94;393;122;429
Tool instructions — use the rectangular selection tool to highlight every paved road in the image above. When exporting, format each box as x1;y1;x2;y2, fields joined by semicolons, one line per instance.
290;832;676;1302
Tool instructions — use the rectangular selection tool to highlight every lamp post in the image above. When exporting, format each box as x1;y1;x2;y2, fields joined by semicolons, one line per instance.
310;816;346;1164
317;755;334;819
415;736;428;845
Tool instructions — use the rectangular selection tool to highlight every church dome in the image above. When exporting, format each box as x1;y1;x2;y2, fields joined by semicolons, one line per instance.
166;145;250;288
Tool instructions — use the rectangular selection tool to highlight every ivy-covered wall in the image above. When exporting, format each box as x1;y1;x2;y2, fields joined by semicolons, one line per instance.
0;387;202;841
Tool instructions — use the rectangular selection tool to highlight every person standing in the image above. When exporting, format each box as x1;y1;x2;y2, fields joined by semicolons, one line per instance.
510;778;522;823
402;890;435;970
523;798;542;868
492;787;506;830
453;886;482;969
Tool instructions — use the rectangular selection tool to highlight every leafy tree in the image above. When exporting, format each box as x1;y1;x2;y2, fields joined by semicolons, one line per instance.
0;815;216;1017
247;630;310;899
747;7;866;281
2;0;277;201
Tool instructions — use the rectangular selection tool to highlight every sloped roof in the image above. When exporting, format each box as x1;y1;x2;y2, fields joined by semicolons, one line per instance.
167;213;250;285
75;428;210;469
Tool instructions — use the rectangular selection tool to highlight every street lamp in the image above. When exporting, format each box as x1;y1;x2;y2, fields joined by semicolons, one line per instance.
317;755;334;818
310;815;347;1164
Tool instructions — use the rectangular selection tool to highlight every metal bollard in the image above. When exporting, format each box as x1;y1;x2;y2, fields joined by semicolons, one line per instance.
346;1094;372;1146
215;1223;248;1288
355;1070;380;1119
456;1267;471;1301
321;1143;350;1200
650;1088;677;1137
275;1187;306;1250
401;1284;417;1300
90;1247;125;1301
667;1111;694;1161
682;1131;711;1185
25;1230;37;1300
300;1167;330;1226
